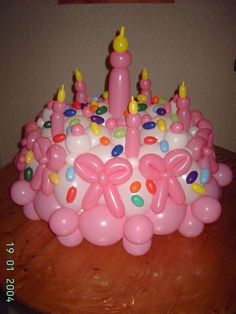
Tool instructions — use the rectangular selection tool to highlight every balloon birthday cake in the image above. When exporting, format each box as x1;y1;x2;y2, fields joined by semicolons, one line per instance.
11;27;232;255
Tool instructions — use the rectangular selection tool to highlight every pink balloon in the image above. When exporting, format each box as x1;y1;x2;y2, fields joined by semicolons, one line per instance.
146;197;186;235
11;180;35;205
122;237;151;256
213;163;233;187
79;204;124;246
192;196;222;224
23;202;40;221
57;228;83;247
123;215;153;244
34;191;61;222
178;205;204;237
49;208;79;236
205;177;221;199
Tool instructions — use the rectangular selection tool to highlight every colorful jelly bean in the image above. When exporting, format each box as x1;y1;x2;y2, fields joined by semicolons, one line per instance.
64;109;76;117
170;113;179;122
24;150;34;164
72;101;80;109
111;144;123;157
44;121;51;128
143;121;156;130
200;168;210;184
90;122;101;135
66;166;75;182
66;126;71;135
90;115;105;125
138;103;147;112
160;140;169;153
69;118;80;127
80;103;88;109
49;171;60;185
24;167;33;182
130;181;141;193
191;183;206;195
146;179;156;195
66;186;77;203
100;136;110;146
89;104;98;113
137;94;146;103
186;171;198;184
96;106;107;115
53;133;66;143
156;118;166;131
114;128;126;138
131;195;144;207
156;107;166;116
152;96;159;104
144;136;157;144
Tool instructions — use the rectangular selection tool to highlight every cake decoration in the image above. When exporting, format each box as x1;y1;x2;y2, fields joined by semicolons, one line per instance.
10;27;233;256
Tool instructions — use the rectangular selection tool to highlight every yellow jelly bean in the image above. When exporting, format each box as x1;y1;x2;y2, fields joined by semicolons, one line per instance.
156;118;166;132
191;183;206;195
137;94;147;103
90;122;101;135
24;150;34;164
49;171;60;185
102;90;109;99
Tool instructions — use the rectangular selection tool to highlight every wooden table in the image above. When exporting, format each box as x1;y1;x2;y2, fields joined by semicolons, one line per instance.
0;146;236;314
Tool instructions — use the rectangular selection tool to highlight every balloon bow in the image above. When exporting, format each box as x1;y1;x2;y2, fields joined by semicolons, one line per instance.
30;137;66;195
139;149;192;213
74;153;133;218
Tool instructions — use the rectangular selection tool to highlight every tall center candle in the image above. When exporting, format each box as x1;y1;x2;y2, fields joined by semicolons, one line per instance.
109;27;132;120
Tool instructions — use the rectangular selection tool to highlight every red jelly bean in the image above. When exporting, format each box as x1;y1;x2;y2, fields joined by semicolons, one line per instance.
146;179;156;195
72;101;80;109
144;136;157;144
66;186;77;203
53;133;66;143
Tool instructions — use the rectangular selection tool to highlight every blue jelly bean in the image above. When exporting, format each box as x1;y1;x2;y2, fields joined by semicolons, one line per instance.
160;140;169;153
66;126;71;135
91;96;99;101
200;168;209;184
156;107;166;116
186;171;198;184
64;109;76;117
66;166;75;182
90;115;105;125
111;144;123;157
142;121;156;130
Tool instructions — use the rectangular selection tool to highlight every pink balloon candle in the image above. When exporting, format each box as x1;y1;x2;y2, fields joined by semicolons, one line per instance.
140;68;152;105
125;97;141;158
109;27;132;120
51;85;66;136
74;68;87;104
176;82;191;131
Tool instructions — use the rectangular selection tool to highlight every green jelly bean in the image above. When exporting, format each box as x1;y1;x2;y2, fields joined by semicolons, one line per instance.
138;103;147;112
170;113;179;122
131;195;144;207
24;167;33;182
96;106;107;115
114;128;126;138
44;121;51;128
70;118;80;127
159;98;167;105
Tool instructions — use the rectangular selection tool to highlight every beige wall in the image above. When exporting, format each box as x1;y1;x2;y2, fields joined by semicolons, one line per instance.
0;0;236;167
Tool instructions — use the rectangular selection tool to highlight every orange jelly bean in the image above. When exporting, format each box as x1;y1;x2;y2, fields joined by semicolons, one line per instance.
100;136;110;146
130;181;141;193
89;104;98;113
146;179;156;195
152;96;159;104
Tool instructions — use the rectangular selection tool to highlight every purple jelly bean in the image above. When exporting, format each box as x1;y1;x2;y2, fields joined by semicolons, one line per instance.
186;171;198;184
90;115;105;124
